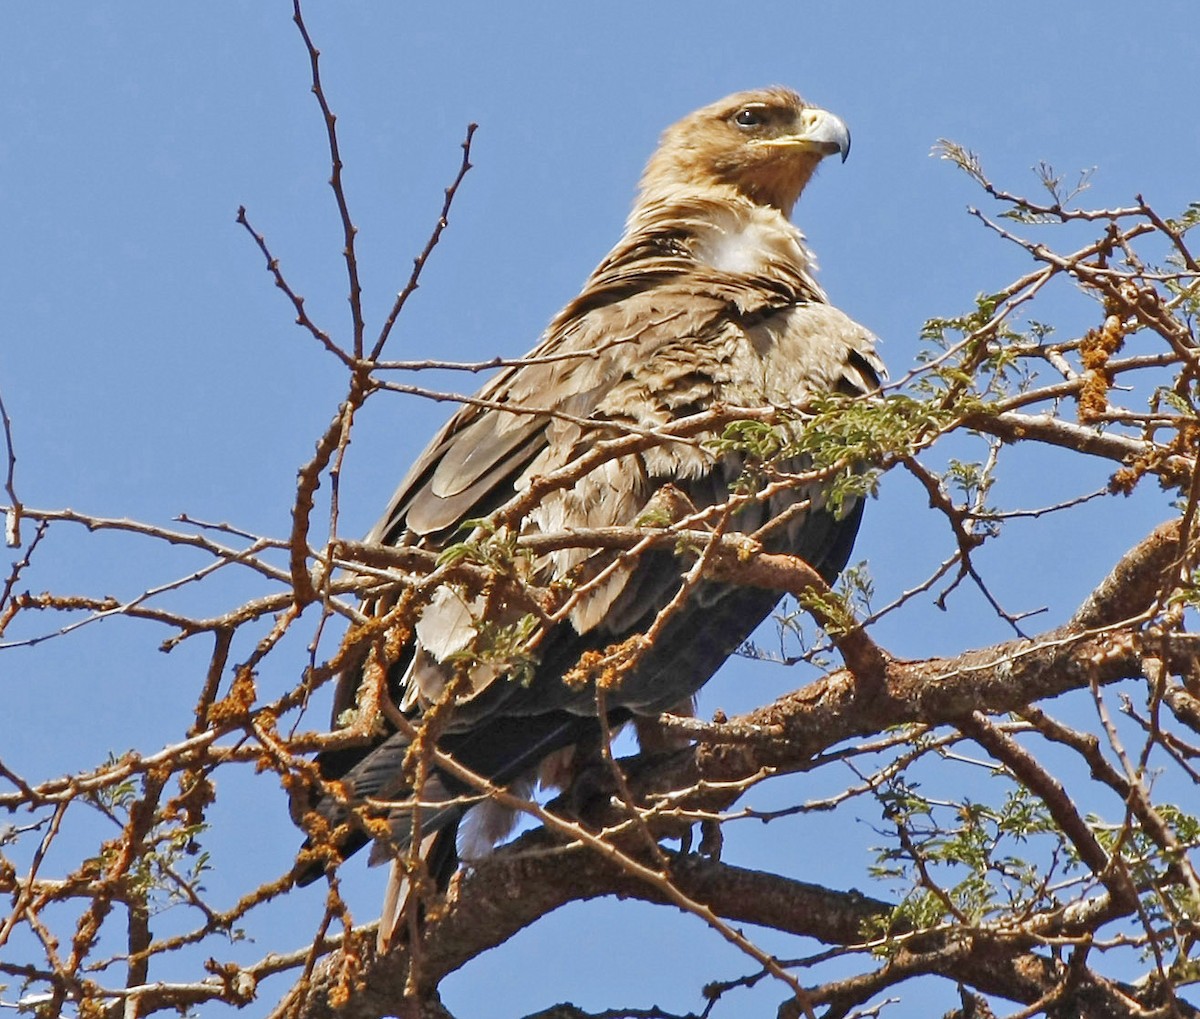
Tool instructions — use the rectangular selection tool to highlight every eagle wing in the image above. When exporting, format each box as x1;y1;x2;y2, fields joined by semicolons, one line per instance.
306;261;880;867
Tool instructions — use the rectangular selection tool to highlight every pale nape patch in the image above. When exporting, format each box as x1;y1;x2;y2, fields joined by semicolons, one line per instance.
691;204;819;281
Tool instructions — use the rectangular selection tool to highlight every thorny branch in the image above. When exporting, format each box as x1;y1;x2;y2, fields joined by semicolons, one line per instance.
0;384;20;548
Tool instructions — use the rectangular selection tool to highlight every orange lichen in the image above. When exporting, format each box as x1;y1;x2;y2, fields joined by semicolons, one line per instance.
1078;313;1128;423
163;769;215;827
563;634;648;691
206;667;258;726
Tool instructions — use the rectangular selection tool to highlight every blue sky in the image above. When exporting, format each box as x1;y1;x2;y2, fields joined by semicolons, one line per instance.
1;4;1197;1017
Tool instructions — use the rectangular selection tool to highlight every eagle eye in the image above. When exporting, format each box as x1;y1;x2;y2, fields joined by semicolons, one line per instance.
733;107;767;129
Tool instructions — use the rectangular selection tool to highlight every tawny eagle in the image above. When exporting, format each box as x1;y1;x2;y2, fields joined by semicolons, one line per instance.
294;87;882;943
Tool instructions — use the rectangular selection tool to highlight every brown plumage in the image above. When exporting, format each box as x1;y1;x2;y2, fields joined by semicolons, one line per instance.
294;87;883;947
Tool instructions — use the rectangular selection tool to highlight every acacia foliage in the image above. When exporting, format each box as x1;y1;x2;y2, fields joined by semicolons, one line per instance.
2;12;1200;1019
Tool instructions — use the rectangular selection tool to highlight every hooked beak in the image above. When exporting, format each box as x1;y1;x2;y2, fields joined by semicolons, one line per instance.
752;107;851;163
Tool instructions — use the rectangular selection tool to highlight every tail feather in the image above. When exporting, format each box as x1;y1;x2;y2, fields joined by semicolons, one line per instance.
377;828;456;953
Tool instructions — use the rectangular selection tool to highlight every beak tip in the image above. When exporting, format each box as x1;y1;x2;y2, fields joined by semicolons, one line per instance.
831;116;851;164
805;108;852;165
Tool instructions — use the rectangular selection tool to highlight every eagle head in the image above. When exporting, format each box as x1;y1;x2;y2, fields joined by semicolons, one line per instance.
639;86;851;218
